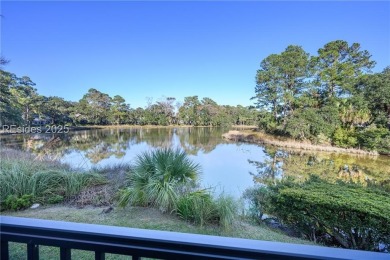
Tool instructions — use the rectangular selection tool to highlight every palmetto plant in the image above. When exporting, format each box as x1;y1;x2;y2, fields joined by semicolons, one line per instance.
119;148;201;212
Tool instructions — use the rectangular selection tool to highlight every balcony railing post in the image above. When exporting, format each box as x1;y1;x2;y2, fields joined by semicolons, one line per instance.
60;247;71;260
1;240;9;260
95;251;105;260
27;242;39;260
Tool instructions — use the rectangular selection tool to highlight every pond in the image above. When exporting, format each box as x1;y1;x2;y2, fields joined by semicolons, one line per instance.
1;127;389;197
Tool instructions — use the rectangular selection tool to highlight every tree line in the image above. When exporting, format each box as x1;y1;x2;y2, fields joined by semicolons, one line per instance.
0;61;258;128
253;40;389;153
1;39;389;152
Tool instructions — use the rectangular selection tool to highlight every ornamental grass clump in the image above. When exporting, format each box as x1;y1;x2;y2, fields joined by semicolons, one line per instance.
0;149;106;210
176;190;238;230
176;190;216;226
119;148;201;212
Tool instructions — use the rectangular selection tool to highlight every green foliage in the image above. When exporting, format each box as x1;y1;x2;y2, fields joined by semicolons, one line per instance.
251;40;388;152
250;176;390;251
284;112;311;140
2;194;33;211
76;88;112;125
257;110;278;133
284;108;337;141
359;67;390;128
118;148;237;229
0;150;106;208
176;190;237;230
313;40;375;99
47;195;64;204
332;127;357;148
254;45;310;122
357;127;390;153
213;194;238;230
242;185;269;221
119;148;200;212
176;190;216;226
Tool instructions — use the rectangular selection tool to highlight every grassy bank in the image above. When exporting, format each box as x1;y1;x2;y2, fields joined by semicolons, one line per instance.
222;130;379;156
3;205;312;243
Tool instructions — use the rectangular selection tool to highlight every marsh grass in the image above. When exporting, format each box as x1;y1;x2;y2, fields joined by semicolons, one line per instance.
176;189;216;226
0;148;105;209
214;194;238;230
176;190;238;230
223;130;379;155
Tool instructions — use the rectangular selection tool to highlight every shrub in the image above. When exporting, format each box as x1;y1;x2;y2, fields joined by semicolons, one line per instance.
257;176;390;251
242;185;269;221
2;194;33;211
357;127;390;153
119;148;201;212
332;127;357;148
176;191;237;230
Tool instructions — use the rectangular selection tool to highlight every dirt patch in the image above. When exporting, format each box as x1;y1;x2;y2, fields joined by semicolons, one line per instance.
67;184;115;207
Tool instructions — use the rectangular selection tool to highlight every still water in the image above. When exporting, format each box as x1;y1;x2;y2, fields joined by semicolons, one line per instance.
1;127;389;197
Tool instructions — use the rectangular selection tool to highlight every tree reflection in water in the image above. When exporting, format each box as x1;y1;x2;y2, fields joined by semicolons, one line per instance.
1;127;389;191
249;146;390;189
0;127;229;165
248;149;286;184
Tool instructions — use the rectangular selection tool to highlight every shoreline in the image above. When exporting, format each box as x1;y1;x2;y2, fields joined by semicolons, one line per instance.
222;130;379;156
0;124;257;135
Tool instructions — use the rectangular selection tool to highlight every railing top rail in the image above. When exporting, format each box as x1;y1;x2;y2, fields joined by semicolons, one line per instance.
1;216;388;260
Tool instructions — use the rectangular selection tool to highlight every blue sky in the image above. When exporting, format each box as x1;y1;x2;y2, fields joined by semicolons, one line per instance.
1;1;389;108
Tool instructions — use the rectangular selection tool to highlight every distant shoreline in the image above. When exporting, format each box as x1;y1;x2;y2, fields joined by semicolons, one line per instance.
75;124;257;129
0;124;257;135
222;130;380;156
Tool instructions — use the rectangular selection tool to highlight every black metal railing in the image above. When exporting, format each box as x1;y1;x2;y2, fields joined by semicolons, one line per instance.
0;216;388;260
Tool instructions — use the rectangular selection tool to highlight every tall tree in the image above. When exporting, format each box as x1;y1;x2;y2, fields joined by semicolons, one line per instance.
253;45;310;121
78;88;112;125
312;40;375;101
156;97;176;125
41;96;73;124
110;95;129;125
178;96;201;125
9;76;39;123
0;70;22;125
253;54;281;121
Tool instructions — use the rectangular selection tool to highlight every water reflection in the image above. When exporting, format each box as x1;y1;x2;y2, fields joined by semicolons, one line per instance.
1;127;389;195
249;146;390;188
248;150;286;184
0;128;229;163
